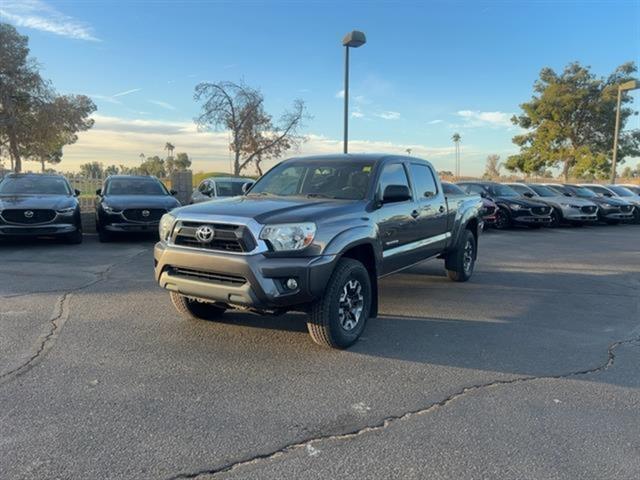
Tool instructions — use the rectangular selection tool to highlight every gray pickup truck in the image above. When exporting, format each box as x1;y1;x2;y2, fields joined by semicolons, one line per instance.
154;154;483;348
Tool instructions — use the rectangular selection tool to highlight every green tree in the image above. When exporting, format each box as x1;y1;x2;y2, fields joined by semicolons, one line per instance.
174;152;191;171
507;61;639;181
105;165;119;176
80;161;104;178
0;23;96;172
194;81;307;176
139;156;166;177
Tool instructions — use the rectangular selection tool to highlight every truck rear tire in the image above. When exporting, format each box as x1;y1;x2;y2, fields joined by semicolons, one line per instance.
445;229;476;282
307;258;371;349
170;292;226;321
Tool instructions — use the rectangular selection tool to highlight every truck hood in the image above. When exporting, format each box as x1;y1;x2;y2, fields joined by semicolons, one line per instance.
0;194;77;211
173;195;367;224
101;195;181;211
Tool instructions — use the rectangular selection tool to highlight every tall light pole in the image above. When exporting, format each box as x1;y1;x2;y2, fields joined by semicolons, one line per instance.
342;30;366;154
611;79;638;184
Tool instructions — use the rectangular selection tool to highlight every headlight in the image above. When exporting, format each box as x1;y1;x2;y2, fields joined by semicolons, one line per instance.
56;207;76;214
159;213;176;241
260;223;316;251
101;203;122;214
508;203;521;210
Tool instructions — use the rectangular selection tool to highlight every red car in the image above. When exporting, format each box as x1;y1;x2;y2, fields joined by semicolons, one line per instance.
442;182;498;228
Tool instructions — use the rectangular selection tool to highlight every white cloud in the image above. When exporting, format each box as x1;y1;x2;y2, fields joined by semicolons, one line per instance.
0;0;99;41
457;110;513;128
428;119;443;124
335;90;345;99
375;111;401;120
59;115;475;175
351;111;365;118
113;88;141;98
148;100;177;111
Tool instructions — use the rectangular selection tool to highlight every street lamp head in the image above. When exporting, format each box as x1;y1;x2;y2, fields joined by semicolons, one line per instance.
619;79;638;91
342;30;366;48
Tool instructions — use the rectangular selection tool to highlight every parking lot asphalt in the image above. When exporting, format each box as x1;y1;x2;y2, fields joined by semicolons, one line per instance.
1;225;639;480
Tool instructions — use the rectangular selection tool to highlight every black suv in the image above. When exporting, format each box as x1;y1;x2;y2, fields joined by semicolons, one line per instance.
457;181;552;229
0;173;82;243
95;175;181;242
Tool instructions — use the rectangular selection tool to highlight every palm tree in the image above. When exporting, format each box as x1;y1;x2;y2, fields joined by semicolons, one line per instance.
139;152;145;162
164;142;175;158
452;133;461;178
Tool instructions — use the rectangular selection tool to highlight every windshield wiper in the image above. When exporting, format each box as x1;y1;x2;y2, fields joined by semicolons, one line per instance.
306;193;332;199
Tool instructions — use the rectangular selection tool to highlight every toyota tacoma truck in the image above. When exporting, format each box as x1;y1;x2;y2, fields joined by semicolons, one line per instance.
154;154;483;348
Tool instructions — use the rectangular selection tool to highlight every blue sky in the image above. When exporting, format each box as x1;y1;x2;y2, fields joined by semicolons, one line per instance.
1;0;639;174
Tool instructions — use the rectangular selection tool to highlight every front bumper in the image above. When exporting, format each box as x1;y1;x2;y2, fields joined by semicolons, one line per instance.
598;208;634;221
104;221;159;233
511;213;552;225
154;242;338;309
0;222;78;237
561;208;598;222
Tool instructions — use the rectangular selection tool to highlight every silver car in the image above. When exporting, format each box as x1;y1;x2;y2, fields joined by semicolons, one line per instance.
191;176;253;204
506;183;598;226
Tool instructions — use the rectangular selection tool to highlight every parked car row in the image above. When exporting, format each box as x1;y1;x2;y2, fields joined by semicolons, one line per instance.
445;181;639;229
1;171;638;246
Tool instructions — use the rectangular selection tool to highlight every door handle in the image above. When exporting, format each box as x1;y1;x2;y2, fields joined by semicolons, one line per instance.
439;205;445;213
411;210;420;219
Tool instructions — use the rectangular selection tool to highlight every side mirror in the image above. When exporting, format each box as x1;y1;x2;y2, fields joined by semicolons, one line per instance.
170;189;178;196
74;189;81;197
96;188;102;196
523;192;534;198
563;192;572;197
603;192;613;197
382;184;411;203
242;181;255;194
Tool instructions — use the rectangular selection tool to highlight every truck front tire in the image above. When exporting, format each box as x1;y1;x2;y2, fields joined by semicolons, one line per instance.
170;292;226;321
307;258;371;349
445;229;476;282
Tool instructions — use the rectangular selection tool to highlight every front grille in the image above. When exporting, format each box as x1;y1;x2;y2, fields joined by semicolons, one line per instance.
172;221;256;253
620;205;632;213
531;206;550;215
168;267;246;286
123;208;166;222
1;209;56;224
482;206;496;216
580;205;597;214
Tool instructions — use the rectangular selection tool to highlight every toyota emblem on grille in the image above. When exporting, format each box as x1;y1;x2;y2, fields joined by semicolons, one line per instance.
24;210;34;218
142;210;150;217
195;225;215;243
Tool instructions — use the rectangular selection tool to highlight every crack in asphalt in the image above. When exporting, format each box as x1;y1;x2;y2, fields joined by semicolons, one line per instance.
166;335;640;480
0;248;149;384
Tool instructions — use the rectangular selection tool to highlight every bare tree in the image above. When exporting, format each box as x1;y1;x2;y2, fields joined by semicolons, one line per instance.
194;81;307;176
483;154;502;179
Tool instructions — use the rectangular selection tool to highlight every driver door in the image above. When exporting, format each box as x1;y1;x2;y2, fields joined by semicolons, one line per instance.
375;162;420;275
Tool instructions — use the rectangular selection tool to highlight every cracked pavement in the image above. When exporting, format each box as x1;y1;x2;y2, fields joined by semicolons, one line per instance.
1;226;639;479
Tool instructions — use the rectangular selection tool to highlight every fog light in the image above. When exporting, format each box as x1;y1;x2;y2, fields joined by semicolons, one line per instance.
286;278;298;290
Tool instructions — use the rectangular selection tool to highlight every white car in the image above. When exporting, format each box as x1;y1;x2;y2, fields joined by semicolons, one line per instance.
190;176;254;204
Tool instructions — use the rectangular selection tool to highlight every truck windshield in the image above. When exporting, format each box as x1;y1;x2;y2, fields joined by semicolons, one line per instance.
249;162;373;200
0;176;71;195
